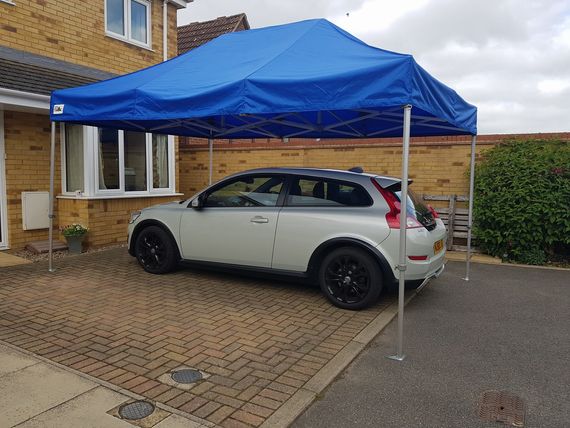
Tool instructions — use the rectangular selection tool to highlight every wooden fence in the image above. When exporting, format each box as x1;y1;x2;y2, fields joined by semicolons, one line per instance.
422;194;476;252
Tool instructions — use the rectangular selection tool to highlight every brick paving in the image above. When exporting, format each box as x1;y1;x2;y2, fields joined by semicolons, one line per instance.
0;248;391;427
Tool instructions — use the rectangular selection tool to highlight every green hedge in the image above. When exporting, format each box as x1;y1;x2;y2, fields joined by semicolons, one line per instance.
473;139;570;265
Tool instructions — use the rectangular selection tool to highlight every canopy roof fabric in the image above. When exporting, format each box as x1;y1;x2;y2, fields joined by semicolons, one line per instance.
50;19;477;138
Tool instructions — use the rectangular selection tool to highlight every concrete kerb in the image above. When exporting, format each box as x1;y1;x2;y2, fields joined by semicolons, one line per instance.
260;290;421;428
0;339;213;428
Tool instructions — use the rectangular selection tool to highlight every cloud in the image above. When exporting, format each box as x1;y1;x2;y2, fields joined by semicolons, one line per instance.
178;0;570;134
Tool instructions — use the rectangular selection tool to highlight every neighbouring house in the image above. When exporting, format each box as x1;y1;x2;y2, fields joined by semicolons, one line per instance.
177;13;250;54
0;0;191;251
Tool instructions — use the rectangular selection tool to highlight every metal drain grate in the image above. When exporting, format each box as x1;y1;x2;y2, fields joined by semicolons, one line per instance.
118;400;155;420
171;368;203;384
478;390;525;427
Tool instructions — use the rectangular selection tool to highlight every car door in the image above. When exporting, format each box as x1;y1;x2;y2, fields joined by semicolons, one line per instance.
179;174;285;268
272;175;389;271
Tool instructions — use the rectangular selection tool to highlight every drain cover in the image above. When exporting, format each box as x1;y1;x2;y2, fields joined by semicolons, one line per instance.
171;368;203;384
478;390;525;427
119;400;155;420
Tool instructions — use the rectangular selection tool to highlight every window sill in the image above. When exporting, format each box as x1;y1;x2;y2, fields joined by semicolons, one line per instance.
57;193;183;200
105;32;153;51
0;0;16;5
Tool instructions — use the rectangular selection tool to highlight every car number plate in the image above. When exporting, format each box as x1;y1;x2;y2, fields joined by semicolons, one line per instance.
433;239;444;254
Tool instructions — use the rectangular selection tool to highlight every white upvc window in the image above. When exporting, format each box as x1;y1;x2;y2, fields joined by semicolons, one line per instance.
61;125;175;198
105;0;152;49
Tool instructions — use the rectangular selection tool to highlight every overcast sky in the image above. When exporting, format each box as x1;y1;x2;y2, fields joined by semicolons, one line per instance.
179;0;570;135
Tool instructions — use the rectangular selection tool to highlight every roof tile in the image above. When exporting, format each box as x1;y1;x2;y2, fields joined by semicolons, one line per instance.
177;13;250;54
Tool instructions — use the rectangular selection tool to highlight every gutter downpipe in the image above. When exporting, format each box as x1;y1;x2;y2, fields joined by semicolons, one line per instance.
163;0;168;61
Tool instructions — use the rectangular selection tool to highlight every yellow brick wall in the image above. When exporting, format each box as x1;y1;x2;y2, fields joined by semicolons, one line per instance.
179;142;491;208
0;0;179;74
58;196;180;248
3;111;61;249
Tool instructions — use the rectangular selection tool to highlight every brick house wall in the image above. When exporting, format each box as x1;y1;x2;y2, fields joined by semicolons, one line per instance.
3;111;61;249
1;0;185;250
0;0;178;75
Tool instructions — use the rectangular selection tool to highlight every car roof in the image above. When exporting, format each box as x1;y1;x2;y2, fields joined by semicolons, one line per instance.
228;167;401;187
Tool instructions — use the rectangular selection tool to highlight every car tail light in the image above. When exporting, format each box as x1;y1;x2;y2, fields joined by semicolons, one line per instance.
371;178;423;229
408;255;428;261
427;204;439;219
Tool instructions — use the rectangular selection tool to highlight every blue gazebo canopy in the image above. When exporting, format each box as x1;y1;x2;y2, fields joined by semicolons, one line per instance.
50;18;476;139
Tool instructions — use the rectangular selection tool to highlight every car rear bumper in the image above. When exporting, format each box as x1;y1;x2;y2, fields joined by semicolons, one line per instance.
377;219;447;281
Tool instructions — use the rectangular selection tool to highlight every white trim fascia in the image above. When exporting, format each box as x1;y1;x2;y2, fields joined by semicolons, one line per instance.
0;88;50;111
0;110;9;249
168;0;191;9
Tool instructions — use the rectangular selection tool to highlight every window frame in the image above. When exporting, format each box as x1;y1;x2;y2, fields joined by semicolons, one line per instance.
284;175;373;208
104;0;152;49
60;125;176;199
200;174;287;209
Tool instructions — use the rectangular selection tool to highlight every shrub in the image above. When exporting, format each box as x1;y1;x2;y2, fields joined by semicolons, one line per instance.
473;139;570;265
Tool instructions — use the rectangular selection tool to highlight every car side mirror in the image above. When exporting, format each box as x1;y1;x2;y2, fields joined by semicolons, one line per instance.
191;194;204;210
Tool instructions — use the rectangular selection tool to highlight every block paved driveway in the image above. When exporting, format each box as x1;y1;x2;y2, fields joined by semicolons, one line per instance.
0;248;391;427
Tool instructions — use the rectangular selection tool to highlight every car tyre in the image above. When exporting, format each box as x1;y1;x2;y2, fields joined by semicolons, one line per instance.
135;226;179;274
319;246;383;310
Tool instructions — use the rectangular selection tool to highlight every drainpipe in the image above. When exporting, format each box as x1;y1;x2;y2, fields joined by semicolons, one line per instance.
163;0;168;61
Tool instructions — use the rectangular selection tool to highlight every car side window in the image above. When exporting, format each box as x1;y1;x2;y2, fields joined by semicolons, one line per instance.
287;177;372;207
204;175;284;208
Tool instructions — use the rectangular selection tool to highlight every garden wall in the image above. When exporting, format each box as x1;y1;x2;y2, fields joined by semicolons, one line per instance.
178;133;570;208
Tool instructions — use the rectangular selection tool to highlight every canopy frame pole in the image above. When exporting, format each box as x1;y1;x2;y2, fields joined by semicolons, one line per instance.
48;121;56;273
208;137;213;185
464;134;477;281
388;104;412;362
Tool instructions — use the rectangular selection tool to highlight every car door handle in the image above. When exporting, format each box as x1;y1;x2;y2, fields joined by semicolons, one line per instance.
250;216;269;224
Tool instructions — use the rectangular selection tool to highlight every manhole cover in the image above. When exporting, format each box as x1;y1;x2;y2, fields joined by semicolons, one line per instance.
478;390;525;427
118;400;155;420
171;368;203;384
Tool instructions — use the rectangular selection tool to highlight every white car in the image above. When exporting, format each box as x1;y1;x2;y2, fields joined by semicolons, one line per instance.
128;168;446;310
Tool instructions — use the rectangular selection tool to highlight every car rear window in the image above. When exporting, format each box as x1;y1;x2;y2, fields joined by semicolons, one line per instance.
377;179;436;230
287;177;372;207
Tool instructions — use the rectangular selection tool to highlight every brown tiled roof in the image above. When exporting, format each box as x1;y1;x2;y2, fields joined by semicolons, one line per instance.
178;13;250;54
0;46;115;96
0;58;98;96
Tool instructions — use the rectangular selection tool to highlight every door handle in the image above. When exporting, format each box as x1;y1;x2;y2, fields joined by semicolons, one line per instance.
250;216;269;224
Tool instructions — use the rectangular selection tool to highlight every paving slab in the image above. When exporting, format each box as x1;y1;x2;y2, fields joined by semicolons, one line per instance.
16;386;132;428
0;343;38;376
0;252;32;268
154;413;206;428
0;361;96;426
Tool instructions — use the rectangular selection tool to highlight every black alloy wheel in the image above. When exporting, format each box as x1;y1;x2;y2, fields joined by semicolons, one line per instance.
135;226;178;274
319;247;383;310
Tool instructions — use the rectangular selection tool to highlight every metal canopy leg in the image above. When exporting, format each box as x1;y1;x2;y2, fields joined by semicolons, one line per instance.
464;134;477;281
388;104;412;362
48;121;56;272
208;138;213;185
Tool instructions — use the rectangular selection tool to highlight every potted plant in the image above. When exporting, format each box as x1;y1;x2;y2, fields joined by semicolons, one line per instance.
60;223;89;254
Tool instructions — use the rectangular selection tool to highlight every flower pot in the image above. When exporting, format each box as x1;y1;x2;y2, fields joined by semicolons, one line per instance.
65;235;85;254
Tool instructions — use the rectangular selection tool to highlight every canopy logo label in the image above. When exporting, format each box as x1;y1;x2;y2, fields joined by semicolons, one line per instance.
53;104;65;115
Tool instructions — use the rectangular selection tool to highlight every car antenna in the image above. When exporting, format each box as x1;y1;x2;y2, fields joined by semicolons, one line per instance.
348;166;364;173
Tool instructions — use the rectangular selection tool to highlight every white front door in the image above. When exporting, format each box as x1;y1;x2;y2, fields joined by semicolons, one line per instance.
179;174;286;267
0;111;8;249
